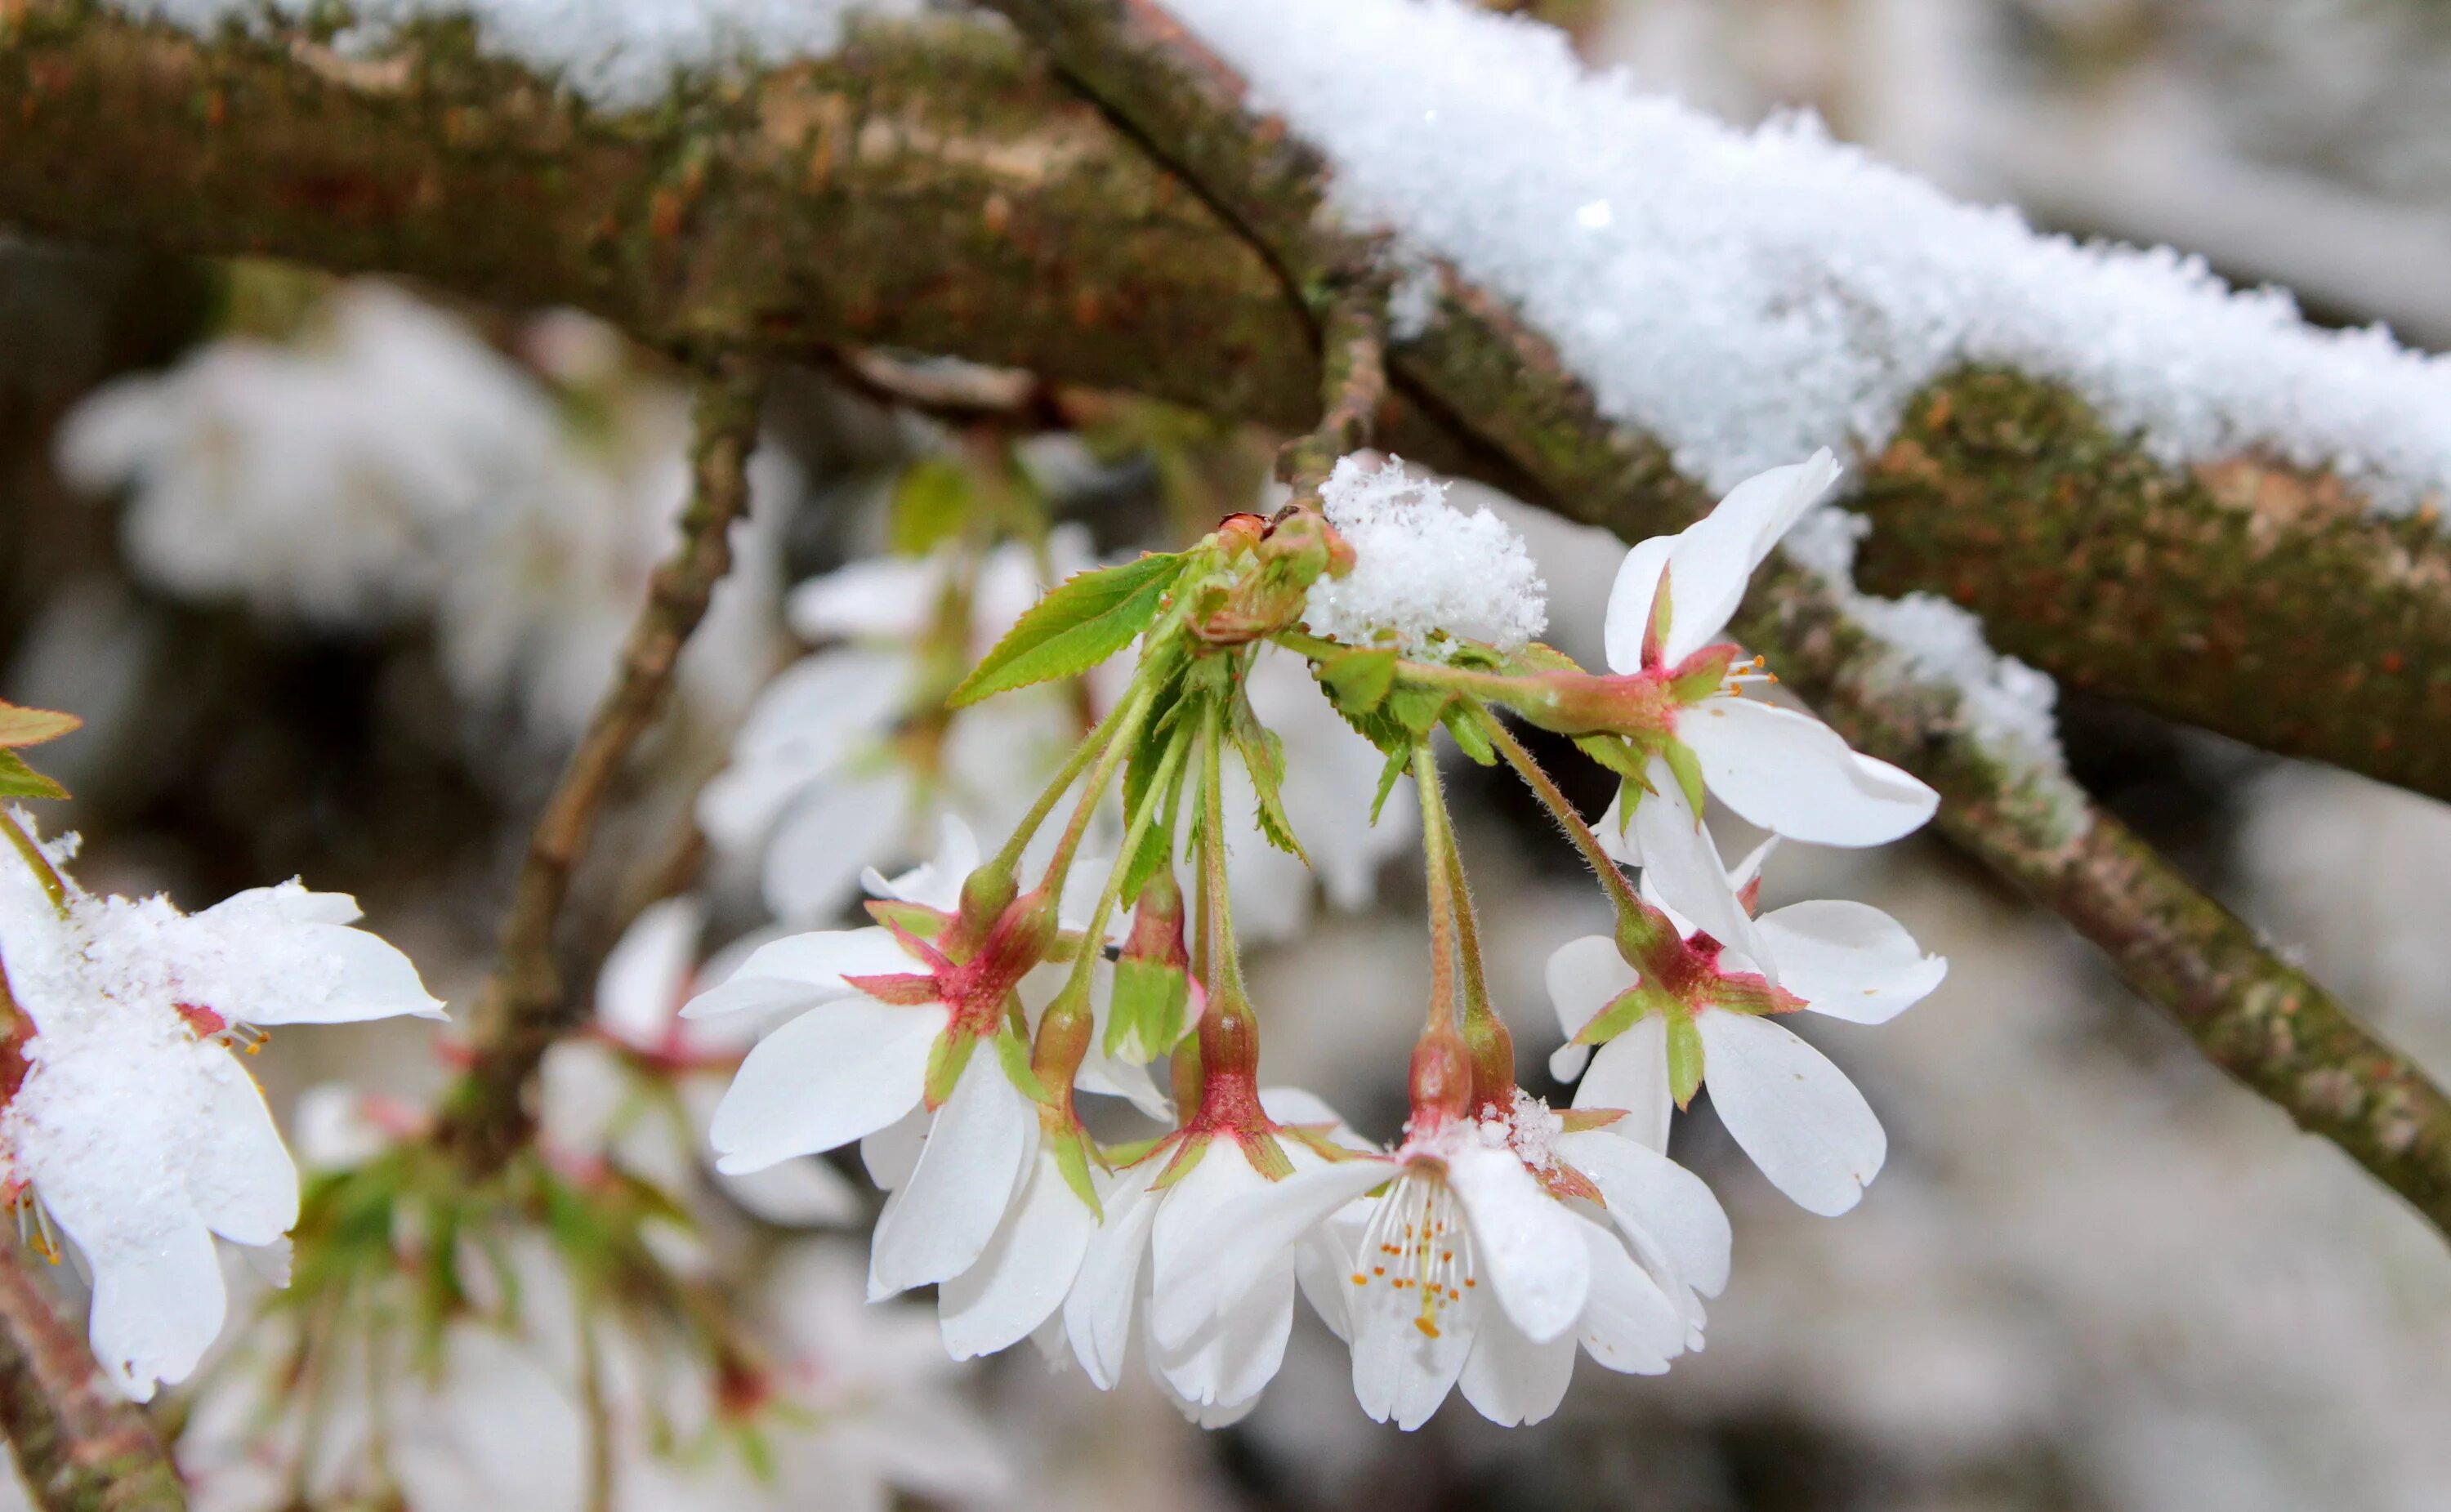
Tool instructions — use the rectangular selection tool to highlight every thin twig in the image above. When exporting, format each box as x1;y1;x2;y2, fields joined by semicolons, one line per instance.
435;356;769;1178
1275;282;1388;503
979;0;2451;1242
0;1246;187;1512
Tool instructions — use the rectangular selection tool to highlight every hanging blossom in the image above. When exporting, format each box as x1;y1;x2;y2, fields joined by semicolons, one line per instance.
536;896;862;1227
1547;834;1947;1215
1573;451;1939;961
0;814;442;1399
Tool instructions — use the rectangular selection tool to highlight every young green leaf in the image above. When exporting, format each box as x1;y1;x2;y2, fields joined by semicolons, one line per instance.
0;750;67;801
949;552;1182;707
1316;647;1397;715
1229;681;1306;864
1440;705;1497;765
0;702;80;748
887;457;973;556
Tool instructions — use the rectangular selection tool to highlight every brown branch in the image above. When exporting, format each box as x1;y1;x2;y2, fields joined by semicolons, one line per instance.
978;0;2451;1238
433;357;768;1177
0;7;2448;801
0;1247;185;1512
1275;282;1390;503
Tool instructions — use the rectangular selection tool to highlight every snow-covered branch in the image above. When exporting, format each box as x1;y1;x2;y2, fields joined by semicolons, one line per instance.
1;4;2448;802
977;0;2451;1238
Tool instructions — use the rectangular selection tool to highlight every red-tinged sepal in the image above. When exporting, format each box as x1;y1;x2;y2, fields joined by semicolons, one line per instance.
842;971;943;1007
1666;642;1739;705
1641;564;1674;671
1151;1131;1212;1191
1557;1107;1627;1135
922;1030;978;1112
864;898;951;940
1536;1161;1605;1206
1237;1128;1296;1183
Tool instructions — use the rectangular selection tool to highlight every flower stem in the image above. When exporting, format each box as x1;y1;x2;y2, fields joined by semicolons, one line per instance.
1412;739;1460;1033
1060;717;1190;998
1196;703;1248;1005
1475;702;1675;955
989;673;1148;882
0;810;65;917
1032;676;1159;899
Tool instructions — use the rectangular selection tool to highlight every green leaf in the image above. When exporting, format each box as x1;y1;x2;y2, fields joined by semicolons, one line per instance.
1316;647;1397;714
1666;1011;1706;1108
0;702;79;748
0;750;67;801
1385;683;1451;739
887;457;973;556
950;552;1183;707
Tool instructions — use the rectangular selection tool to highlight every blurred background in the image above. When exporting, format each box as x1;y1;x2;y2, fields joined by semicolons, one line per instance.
7;2;2451;1509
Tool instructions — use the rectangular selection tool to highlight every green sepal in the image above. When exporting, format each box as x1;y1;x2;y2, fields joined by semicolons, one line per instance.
1440;703;1497;765
1150;1131;1212;1190
1666;1011;1706;1109
1241;1130;1295;1182
1107;957;1191;1063
1574;733;1648;784
1047;1123;1104;1217
1645;566;1676;667
863;899;949;939
1667;645;1735;705
994;1026;1051;1105
1660;738;1709;818
949;551;1183;707
1316;647;1397;714
1102;1134;1172;1168
1282;1126;1368;1164
923;1030;977;1109
1368;747;1409;823
0;750;68;801
1228;682;1306;863
887;457;973;556
1576;983;1659;1046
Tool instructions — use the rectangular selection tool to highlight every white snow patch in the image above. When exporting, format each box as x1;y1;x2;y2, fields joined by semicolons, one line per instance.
1163;0;2451;520
1302;454;1547;659
107;0;919;110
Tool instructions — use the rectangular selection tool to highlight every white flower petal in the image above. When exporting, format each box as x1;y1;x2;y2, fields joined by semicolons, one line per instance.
1350;1230;1478;1430
1545;934;1636;1045
1152;1149;1390;1352
187;1057;298;1247
1630;769;1768;973
764;772;914;924
681;926;917;1019
1458;1304;1577;1427
1697;1010;1887;1215
1154;1262;1299;1415
939;1148;1097;1360
594;896;703;1046
868;1052;1036;1298
1757;899;1948;1024
54;1196;223;1403
1063;1157;1164;1390
1556;1130;1730;1299
1680;697;1937;847
1575;1218;1684;1375
714;1155;864;1227
1571;1015;1672;1154
1659;450;1840;666
1448;1144;1588;1344
1292;1208;1367;1344
1601;534;1676;673
706;999;944;1172
860;1104;931;1193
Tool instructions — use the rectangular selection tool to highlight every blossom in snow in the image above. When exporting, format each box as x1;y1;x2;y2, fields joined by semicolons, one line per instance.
1547;836;1948;1215
0;816;442;1399
537;895;860;1226
1597;451;1939;956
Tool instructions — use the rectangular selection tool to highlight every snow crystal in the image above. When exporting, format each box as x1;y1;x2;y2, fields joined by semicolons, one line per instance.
1164;0;2451;520
107;0;918;110
1302;454;1547;658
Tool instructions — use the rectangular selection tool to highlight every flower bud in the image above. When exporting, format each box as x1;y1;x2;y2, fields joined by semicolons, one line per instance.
1109;870;1196;1063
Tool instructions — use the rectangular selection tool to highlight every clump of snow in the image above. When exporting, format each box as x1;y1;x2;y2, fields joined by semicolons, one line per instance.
1303;454;1547;658
1785;507;2085;842
1164;0;2451;520
1497;1087;1565;1174
108;0;920;111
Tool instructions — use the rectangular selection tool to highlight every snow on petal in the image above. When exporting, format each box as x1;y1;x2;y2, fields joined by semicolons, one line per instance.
1695;1010;1888;1216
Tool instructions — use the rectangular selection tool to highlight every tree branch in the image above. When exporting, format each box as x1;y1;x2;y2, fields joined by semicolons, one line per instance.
0;1247;185;1512
1276;281;1389;502
0;7;2446;801
978;0;2451;1238
434;357;767;1177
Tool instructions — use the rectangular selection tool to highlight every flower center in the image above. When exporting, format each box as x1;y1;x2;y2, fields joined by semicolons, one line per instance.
1350;1162;1477;1339
175;1001;269;1053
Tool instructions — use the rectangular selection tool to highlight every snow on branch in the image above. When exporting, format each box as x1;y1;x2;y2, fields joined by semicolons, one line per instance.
1167;0;2451;521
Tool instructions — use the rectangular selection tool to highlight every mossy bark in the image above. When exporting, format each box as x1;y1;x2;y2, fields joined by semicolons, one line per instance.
0;1249;185;1512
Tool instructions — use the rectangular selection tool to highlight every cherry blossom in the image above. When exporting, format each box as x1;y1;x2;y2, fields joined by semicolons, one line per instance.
1547;836;1948;1215
0;815;442;1400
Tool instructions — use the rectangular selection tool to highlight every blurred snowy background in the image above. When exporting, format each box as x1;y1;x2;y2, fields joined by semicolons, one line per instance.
8;2;2451;1508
